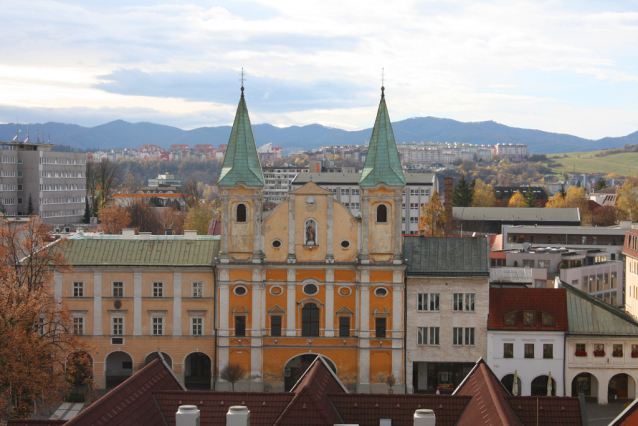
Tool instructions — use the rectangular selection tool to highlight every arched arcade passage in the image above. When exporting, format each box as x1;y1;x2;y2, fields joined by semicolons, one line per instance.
284;354;337;392
184;352;211;390
105;351;133;389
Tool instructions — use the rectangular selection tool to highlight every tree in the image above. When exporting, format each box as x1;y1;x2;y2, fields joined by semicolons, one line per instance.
87;159;120;216
184;203;218;235
452;175;473;207
82;199;91;224
0;218;92;421
523;187;539;208
418;190;446;237
594;177;607;191
617;175;638;222
547;186;591;224
558;185;567;199
508;190;525;207
471;180;496;207
98;204;131;235
119;173;143;193
26;195;34;215
591;206;621;227
181;179;202;210
158;206;185;235
125;200;162;234
219;363;246;391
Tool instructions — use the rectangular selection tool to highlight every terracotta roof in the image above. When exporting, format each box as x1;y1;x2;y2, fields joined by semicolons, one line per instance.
330;394;471;426
488;288;569;331
506;396;583;426
609;395;638;425
64;357;184;426
454;359;523;426
154;391;294;426
7;422;66;426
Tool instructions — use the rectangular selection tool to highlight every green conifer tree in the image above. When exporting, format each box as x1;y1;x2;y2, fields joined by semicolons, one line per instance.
26;194;34;215
83;198;91;224
452;174;474;207
523;186;539;208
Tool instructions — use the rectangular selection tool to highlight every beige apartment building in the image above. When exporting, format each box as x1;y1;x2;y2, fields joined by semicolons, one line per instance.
54;230;219;389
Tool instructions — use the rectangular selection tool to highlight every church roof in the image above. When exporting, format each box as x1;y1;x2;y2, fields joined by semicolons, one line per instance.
218;88;264;187
359;89;405;187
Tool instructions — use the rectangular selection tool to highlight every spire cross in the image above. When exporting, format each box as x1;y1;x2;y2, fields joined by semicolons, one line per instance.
239;68;246;94
381;68;385;96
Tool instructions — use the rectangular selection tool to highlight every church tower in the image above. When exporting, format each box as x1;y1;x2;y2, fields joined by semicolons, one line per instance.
359;86;406;265
218;85;265;263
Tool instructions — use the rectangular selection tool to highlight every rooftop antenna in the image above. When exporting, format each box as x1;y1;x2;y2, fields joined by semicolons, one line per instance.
25;114;29;143
13;116;21;142
37;130;40;144
239;68;246;97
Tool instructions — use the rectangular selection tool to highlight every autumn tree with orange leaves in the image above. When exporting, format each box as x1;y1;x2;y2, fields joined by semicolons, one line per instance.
98;203;131;235
0;217;93;421
418;190;447;237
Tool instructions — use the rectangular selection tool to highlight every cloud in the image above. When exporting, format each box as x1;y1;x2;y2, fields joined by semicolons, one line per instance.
94;68;374;112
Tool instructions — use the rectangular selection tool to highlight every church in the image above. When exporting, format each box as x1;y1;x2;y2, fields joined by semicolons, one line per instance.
216;84;407;393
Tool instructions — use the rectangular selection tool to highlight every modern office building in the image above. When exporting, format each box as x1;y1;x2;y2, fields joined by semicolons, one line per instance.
0;140;87;226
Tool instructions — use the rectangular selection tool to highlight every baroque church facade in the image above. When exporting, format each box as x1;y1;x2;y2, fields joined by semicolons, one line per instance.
216;85;407;393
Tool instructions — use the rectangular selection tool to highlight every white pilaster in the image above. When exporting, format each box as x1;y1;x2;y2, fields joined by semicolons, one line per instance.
326;194;334;263
218;281;230;375
286;280;296;337
288;194;296;263
93;271;102;335
253;191;263;262
359;285;370;386
173;271;182;336
361;191;369;263
393;193;403;264
392;283;403;385
251;283;263;381
133;271;142;335
54;271;62;300
325;283;334;337
220;191;230;262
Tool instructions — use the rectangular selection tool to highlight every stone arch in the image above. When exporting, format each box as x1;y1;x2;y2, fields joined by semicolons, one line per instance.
571;371;600;401
608;373;636;401
501;373;523;395
376;203;388;223
283;354;337;392
531;375;557;396
144;351;173;369
183;352;212;390
104;350;133;389
235;203;247;223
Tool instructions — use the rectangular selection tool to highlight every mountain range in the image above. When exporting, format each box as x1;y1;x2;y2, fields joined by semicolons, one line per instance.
1;117;636;154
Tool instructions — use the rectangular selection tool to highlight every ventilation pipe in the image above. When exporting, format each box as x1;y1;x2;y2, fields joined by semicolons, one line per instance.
414;409;436;426
176;405;200;426
227;406;250;426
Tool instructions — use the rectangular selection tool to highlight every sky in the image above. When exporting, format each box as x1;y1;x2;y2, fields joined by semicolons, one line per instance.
1;0;637;140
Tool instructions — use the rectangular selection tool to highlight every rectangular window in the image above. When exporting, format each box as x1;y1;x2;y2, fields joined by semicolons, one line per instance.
112;317;123;335
73;317;84;335
339;316;350;337
523;259;535;268
153;282;163;297
523;311;536;326
453;294;463;311
464;327;475;346
417;327;440;345
429;327;439;345
543;344;554;359
454;293;475;311
112;282;124;298
191;317;203;336
464;294;475;312
192;282;203;298
271;315;282;337
538;260;550;268
152;317;163;336
375;317;386;338
504;312;517;326
524;343;535;358
541;313;555;327
417;293;439;311
235;316;246;336
453;327;463;345
73;282;84;297
504;343;514;358
613;344;623;358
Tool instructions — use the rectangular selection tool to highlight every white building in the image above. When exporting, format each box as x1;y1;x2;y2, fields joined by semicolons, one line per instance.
404;236;490;394
494;143;529;161
292;172;439;234
487;287;567;397
397;142;493;168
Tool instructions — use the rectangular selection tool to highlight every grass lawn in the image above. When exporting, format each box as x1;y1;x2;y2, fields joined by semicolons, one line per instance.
547;150;638;175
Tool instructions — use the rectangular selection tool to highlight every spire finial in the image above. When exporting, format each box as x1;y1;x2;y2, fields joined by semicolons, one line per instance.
381;68;385;97
239;68;246;97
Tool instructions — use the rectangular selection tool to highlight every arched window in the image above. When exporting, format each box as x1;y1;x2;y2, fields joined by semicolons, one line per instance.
236;203;247;223
301;303;320;336
376;204;388;223
305;219;317;245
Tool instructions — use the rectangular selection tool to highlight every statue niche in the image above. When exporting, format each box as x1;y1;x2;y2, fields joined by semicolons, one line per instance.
305;219;317;246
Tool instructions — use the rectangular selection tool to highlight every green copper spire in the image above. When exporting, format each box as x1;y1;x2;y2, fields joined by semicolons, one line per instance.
359;87;405;187
218;86;265;187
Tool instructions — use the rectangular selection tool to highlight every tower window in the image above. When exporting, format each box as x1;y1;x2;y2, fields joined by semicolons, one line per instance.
236;203;247;223
301;303;320;336
376;204;388;223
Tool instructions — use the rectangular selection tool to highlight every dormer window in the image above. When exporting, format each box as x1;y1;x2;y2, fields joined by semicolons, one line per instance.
523;311;536;327
542;312;555;328
236;203;247;223
376;204;388;223
504;312;517;327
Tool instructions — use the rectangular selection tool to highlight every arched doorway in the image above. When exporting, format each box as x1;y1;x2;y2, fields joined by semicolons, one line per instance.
531;375;557;396
501;374;522;395
609;374;631;402
284;354;336;391
572;373;599;401
144;352;173;369
105;351;133;389
184;352;211;390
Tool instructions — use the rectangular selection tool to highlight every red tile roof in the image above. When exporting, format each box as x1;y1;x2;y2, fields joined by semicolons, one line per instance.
8;422;66;426
506;396;582;426
623;229;638;259
330;394;471;426
154;391;294;426
454;360;523;426
488;288;569;331
64;356;184;426
609;396;638;425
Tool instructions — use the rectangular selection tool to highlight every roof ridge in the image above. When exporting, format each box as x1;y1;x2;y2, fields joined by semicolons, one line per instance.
561;280;638;327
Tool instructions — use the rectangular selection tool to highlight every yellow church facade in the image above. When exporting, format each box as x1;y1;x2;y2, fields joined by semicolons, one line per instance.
216;85;406;392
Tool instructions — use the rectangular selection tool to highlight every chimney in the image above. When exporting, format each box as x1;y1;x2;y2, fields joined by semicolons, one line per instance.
227;406;250;426
414;409;436;426
165;228;173;236
138;232;152;240
184;230;198;240
176;405;200;426
121;228;135;240
444;178;453;236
